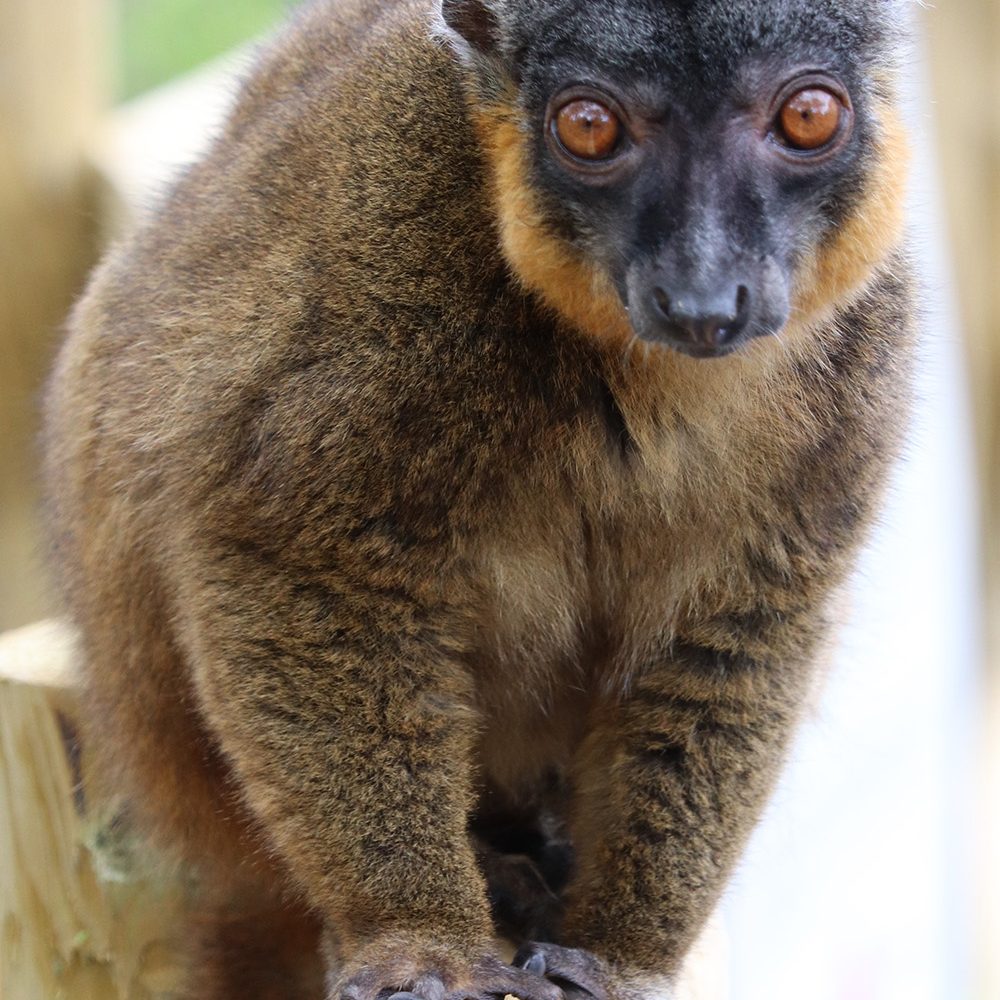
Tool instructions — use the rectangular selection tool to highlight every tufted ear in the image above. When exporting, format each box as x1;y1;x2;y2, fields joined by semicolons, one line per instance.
439;0;502;56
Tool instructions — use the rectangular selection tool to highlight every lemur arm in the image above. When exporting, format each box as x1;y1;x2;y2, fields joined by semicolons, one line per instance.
518;610;818;998
174;541;561;1000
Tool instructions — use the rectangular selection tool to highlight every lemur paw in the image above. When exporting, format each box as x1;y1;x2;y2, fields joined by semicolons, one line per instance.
513;943;675;1000
334;949;564;1000
441;954;567;1000
513;944;609;1000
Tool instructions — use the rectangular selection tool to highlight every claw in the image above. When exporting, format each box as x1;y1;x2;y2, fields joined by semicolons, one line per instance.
513;950;547;978
511;943;609;1000
459;954;564;1000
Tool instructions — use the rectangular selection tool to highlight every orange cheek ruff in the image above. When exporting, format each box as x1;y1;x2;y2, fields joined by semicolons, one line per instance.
473;104;635;348
789;101;910;336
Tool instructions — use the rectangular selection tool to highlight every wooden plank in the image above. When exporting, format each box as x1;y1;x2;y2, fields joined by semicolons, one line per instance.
0;621;192;999
0;0;111;631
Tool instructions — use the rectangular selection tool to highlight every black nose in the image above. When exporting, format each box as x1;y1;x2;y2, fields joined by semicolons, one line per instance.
651;284;750;351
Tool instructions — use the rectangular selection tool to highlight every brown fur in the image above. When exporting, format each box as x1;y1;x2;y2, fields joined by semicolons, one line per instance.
186;890;324;1000
42;0;914;996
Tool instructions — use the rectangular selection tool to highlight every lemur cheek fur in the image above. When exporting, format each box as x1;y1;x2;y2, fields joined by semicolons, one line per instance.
788;102;910;335
473;106;636;348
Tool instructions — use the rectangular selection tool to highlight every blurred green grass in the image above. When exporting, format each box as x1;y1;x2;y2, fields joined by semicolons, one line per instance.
119;0;291;100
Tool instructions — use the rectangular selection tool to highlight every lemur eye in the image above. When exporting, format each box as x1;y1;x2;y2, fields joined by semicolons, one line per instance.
777;88;842;150
554;99;622;160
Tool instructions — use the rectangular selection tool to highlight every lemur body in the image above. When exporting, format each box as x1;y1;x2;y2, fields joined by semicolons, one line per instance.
43;0;913;997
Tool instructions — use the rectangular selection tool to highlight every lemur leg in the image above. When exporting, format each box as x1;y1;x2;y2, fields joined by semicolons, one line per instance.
515;622;814;999
177;547;561;1000
184;884;324;1000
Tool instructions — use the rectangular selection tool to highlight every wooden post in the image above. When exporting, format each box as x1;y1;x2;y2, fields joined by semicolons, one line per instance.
0;621;727;999
0;621;192;999
0;0;111;632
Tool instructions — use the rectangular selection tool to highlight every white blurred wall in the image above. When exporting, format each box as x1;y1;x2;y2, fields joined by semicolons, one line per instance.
722;31;979;1000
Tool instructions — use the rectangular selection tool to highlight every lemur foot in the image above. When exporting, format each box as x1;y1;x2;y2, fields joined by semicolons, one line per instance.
513;944;609;1000
513;943;674;1000
439;954;566;1000
334;948;564;1000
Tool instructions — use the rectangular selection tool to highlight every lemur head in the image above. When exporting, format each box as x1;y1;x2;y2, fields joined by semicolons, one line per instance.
438;0;908;359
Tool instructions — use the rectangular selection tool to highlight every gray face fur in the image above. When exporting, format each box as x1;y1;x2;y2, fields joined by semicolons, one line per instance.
441;0;904;357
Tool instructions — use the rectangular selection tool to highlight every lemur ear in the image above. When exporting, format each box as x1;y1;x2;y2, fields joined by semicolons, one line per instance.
439;0;501;55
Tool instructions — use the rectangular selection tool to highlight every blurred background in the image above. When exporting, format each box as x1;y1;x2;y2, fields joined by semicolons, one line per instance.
0;1;996;998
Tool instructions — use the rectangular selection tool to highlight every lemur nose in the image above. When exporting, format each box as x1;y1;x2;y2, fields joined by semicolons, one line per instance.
652;284;750;349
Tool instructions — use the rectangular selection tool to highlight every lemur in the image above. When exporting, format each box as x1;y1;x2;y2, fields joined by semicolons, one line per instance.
43;0;913;997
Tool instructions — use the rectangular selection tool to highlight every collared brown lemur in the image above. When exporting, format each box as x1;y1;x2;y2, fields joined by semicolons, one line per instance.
42;0;914;996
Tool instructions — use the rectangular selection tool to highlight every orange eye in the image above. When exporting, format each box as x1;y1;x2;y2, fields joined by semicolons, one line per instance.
777;88;843;150
554;99;622;160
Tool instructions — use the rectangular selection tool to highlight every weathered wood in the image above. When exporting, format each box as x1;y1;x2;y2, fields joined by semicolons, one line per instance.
0;0;111;632
0;621;191;1000
0;620;726;1000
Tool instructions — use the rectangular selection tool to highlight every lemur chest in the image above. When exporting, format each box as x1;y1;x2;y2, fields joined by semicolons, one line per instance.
469;424;733;689
467;450;723;795
466;357;803;787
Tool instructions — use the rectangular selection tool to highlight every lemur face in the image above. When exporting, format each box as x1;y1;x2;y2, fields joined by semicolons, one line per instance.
442;0;903;359
529;62;860;357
